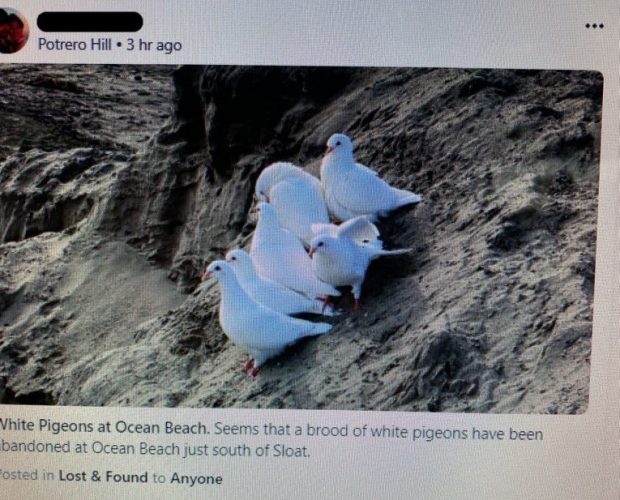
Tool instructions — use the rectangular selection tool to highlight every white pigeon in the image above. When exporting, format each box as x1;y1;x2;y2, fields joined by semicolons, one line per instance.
320;133;423;221
311;216;383;250
203;261;332;377
250;201;341;300
255;162;330;246
309;230;411;310
225;249;335;316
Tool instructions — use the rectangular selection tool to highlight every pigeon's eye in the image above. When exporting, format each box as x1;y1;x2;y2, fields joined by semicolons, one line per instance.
215;266;221;271
336;141;341;146
231;256;236;261
318;241;324;247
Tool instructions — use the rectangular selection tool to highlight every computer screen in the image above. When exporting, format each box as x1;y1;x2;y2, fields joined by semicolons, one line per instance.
0;2;618;498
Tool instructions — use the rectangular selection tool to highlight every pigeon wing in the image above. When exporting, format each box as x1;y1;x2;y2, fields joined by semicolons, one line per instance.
333;164;399;216
355;162;379;176
311;222;336;236
336;216;380;241
242;306;331;351
253;225;340;297
271;177;330;243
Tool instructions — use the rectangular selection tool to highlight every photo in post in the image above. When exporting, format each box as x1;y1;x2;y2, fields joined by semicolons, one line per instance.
0;65;602;413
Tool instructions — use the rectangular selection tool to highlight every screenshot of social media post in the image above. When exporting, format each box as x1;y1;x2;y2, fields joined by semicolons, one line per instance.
0;2;618;499
0;64;601;414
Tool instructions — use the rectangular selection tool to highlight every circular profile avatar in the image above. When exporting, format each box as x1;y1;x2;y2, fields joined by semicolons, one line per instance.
0;8;28;54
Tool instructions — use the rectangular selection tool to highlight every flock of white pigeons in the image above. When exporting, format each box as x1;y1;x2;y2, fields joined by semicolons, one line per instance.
202;133;422;377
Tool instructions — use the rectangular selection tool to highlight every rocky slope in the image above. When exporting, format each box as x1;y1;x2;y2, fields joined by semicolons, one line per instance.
0;65;601;413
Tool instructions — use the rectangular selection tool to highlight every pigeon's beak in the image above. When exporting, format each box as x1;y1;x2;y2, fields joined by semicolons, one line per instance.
308;247;316;257
325;146;334;154
202;270;212;281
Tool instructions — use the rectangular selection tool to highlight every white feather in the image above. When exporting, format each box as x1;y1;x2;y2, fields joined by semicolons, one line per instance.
205;261;331;368
310;232;411;302
320;133;422;221
311;216;383;250
250;202;341;299
255;162;330;246
226;249;335;316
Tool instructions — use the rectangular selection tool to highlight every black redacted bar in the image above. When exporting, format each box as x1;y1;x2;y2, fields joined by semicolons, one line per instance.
37;12;143;32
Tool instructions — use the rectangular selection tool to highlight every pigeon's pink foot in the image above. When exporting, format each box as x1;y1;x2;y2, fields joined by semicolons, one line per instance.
248;366;260;379
241;359;259;379
242;358;254;372
319;296;332;314
353;298;360;312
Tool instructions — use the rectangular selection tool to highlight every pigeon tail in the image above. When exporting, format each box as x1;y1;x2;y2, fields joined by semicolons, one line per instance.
394;187;423;206
306;322;332;336
372;247;412;258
